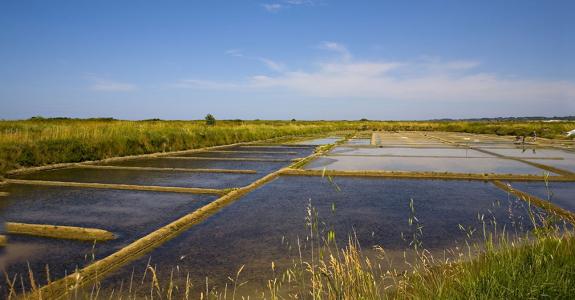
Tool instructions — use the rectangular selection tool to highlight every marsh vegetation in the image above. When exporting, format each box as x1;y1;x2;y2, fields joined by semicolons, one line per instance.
1;118;573;176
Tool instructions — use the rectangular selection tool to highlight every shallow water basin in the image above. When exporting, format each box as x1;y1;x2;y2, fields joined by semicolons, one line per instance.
329;146;494;158
305;156;552;175
101;176;535;296
0;186;215;289
506;182;575;212
101;158;290;174
11;168;262;189
477;147;575;159
293;137;342;145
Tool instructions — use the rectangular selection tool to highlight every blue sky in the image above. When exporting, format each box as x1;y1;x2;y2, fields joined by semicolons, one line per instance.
1;0;574;120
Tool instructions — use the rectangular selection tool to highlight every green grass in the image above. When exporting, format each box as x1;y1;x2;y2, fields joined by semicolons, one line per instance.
394;234;575;299
1;118;573;176
0;119;347;176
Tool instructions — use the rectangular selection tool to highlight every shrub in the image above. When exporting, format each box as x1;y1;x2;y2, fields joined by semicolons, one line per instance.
205;114;216;126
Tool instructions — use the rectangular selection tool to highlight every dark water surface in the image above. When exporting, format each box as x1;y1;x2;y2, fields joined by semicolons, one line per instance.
11;168;262;189
174;151;300;159
507;182;575;212
101;158;290;173
233;145;316;153
102;176;535;296
0;185;216;294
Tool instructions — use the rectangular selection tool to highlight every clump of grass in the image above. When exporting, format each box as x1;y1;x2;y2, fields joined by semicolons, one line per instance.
396;233;575;299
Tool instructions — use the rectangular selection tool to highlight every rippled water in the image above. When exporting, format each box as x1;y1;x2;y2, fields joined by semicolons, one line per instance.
101;176;536;296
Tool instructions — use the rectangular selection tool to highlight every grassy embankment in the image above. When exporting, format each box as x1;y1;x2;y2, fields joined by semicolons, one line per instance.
0;118;573;176
395;234;575;299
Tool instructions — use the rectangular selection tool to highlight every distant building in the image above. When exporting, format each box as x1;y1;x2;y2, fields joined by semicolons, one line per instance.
567;129;575;137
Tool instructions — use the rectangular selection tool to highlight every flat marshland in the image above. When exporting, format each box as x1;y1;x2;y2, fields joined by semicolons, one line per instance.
0;119;346;176
0;118;574;299
1;118;573;176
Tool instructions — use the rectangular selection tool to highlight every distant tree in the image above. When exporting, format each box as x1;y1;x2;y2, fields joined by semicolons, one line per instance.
360;118;369;121
291;118;296;122
205;114;216;125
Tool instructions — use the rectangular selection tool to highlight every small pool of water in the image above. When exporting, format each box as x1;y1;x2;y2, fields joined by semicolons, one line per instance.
463;143;527;148
477;147;575;159
101;158;290;174
506;182;575;212
305;156;552;175
528;158;575;173
226;145;315;156
174;151;300;159
293;137;342;145
376;143;455;147
344;139;371;145
11;168;262;189
329;146;494;158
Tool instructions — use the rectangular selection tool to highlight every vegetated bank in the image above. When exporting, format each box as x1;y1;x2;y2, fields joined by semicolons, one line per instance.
0;119;347;176
393;233;575;299
364;119;575;138
0;118;573;176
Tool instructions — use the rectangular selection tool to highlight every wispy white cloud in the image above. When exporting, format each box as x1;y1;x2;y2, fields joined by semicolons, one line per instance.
225;49;285;72
225;49;244;57
171;79;243;90
87;76;137;92
257;58;285;72
261;3;284;12
248;63;575;103
261;0;321;13
318;41;352;61
173;43;575;106
284;0;322;6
